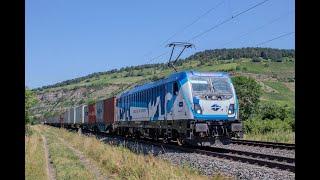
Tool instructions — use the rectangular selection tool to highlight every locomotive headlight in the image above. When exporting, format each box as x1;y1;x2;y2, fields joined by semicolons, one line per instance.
228;104;234;114
194;104;202;114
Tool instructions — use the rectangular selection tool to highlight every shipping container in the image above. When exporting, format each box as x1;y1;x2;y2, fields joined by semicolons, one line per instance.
104;97;116;125
75;105;86;124
53;115;59;124
63;110;69;124
84;105;89;124
69;107;76;124
88;104;96;124
75;106;81;124
59;114;64;124
47;117;53;124
96;100;104;123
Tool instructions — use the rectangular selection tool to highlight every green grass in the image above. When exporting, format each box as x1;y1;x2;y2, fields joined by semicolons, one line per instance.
42;125;228;180
25;127;48;180
238;61;294;75
244;131;295;144
197;63;238;72
40;59;294;92
41;127;96;180
261;81;294;107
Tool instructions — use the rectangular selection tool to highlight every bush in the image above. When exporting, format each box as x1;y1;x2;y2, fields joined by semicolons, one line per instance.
86;98;96;105
236;66;241;71
136;72;144;76
150;75;161;81
78;99;85;104
243;118;292;134
232;76;262;120
25;88;38;125
255;102;292;120
288;77;295;82
252;57;262;62
284;117;295;132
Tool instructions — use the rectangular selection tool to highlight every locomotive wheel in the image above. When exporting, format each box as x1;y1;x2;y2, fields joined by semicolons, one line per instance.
162;138;169;144
177;137;185;146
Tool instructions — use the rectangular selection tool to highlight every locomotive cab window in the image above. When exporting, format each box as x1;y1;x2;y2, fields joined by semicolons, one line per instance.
173;82;178;95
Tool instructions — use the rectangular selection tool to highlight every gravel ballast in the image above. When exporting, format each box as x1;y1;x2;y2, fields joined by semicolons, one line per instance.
158;152;295;180
211;141;295;158
93;135;295;180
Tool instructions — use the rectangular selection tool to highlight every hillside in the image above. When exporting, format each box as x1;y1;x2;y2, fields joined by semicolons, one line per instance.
31;47;295;119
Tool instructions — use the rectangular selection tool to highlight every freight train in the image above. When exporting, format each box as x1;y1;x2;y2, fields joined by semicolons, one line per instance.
44;71;243;146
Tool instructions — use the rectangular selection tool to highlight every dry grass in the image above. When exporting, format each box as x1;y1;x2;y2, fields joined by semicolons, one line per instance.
37;126;96;180
244;131;295;144
25;126;48;180
40;125;230;180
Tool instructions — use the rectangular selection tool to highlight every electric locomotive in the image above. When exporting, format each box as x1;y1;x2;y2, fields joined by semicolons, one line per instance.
115;70;242;145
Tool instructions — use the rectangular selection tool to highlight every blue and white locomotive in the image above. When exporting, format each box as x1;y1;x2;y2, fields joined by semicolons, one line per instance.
115;71;242;145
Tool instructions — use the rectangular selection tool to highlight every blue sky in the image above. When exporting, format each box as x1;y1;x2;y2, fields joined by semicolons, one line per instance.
26;0;295;88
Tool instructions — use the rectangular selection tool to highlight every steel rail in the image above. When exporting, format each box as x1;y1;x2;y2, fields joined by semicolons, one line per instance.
231;139;295;150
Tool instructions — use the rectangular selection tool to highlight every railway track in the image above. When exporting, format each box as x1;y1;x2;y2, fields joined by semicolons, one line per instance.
156;143;295;173
230;139;295;150
73;127;295;173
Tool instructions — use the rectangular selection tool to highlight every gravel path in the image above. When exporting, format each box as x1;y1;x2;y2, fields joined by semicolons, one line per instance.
40;134;56;180
97;135;295;180
57;137;107;180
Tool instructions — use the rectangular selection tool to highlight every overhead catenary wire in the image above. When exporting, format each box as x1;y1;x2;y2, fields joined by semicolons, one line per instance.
187;0;271;42
146;0;293;67
148;0;271;65
144;0;226;64
159;0;226;47
255;31;294;46
145;51;170;64
220;10;294;47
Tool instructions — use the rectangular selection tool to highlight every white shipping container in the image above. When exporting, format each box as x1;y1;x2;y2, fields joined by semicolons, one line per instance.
47;117;53;124
69;107;76;124
84;105;89;124
96;100;104;123
53;115;59;123
75;105;85;124
51;116;55;123
63;111;69;124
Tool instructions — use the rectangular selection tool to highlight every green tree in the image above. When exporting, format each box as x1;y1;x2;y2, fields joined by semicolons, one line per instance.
231;76;262;120
25;87;38;124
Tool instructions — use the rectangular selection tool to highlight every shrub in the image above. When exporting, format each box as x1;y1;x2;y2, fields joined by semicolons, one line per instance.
288;77;295;82
252;57;262;62
86;98;96;105
255;102;292;120
150;75;161;81
232;76;262;120
78;99;85;104
25;88;38;125
243;118;293;134
136;72;144;76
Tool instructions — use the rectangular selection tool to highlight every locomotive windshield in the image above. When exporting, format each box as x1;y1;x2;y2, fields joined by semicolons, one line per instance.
190;76;233;98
